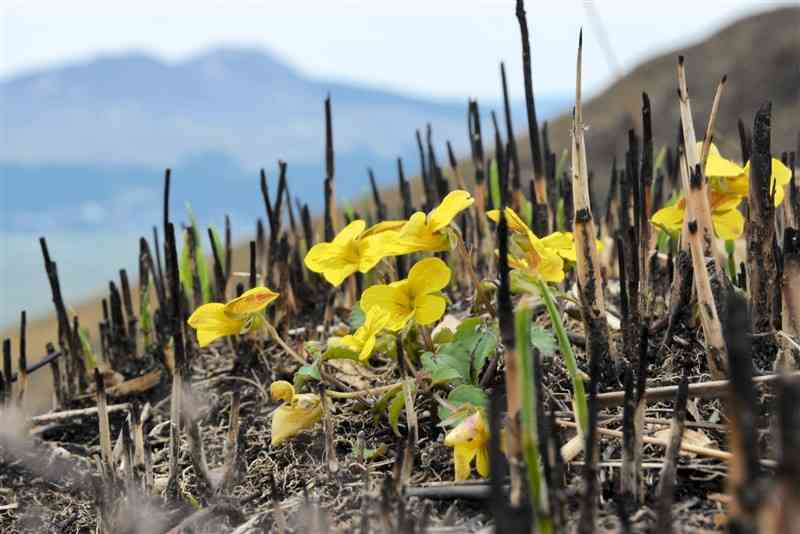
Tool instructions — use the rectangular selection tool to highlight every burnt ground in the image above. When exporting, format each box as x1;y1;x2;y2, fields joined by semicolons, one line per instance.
1;291;767;534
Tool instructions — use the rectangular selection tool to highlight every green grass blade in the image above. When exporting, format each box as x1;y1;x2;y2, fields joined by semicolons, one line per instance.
536;279;589;435
515;305;552;533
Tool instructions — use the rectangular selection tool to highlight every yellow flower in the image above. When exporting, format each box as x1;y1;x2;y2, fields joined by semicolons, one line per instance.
651;190;744;241
486;207;567;283
187;286;279;347
486;207;587;263
269;380;322;446
444;411;490;481
651;142;790;241
703;142;791;206
386;190;474;254
338;307;391;362
360;257;451;331
506;231;566;283
304;219;389;287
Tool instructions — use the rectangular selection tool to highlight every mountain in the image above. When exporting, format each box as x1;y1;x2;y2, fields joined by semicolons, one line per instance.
0;47;569;227
521;6;800;198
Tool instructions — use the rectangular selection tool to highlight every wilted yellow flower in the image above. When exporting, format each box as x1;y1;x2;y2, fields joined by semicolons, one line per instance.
339;307;391;362
304;220;389;287
360;257;451;331
386;190;474;254
269;380;322;446
444;411;490;481
187;286;279;347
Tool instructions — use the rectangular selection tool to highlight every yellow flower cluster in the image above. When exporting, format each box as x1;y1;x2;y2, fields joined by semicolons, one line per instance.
651;142;791;240
304;190;475;285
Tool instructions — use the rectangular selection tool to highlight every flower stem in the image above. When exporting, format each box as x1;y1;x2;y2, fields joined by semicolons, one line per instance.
515;305;552;534
535;278;589;435
325;382;403;399
264;322;306;365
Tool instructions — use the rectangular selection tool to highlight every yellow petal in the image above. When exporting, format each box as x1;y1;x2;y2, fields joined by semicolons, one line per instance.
356;236;390;273
270;380;295;402
452;444;476;481
363;306;391;335
407;257;452;296
651;201;686;234
540;231;576;262
475;446;490;478
361;220;406;238
304;242;357;287
712;208;745;241
360;285;414;331
709;191;743;213
224;286;279;319
486;207;530;235
741;159;792;206
187;303;245;347
333;219;366;246
270;393;322;446
703;142;744;177
358;334;377;362
535;250;566;284
414;294;447;326
428;190;475;232
444;411;488;481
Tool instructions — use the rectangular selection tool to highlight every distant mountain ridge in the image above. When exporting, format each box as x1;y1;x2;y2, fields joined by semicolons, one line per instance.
0;46;567;228
1;47;471;168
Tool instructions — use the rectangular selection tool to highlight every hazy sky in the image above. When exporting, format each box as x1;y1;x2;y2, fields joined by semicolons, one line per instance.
1;1;787;100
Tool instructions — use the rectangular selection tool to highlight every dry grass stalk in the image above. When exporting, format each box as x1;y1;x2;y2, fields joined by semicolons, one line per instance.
654;368;689;534
699;75;728;167
747;103;778;357
220;388;242;491
676;57;717;260
683;159;728;379
722;288;762;526
94;368;114;479
29;402;130;426
515;0;550;235
571;30;612;367
780;228;800;369
597;370;800;408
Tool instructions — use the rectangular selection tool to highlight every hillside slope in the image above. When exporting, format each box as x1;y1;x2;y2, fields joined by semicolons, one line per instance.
525;6;799;197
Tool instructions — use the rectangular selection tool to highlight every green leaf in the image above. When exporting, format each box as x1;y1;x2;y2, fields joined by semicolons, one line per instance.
432;326;455;345
422;352;464;385
530;325;557;356
489;159;501;210
350;304;366;330
209;225;225;271
521;197;533;229
438;384;488;422
388;390;406;436
179;229;194;302
433;317;497;385
186;204;211;303
78;327;97;371
293;364;321;390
